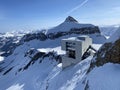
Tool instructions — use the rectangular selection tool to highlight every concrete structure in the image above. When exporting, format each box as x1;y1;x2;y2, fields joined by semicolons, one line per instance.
61;35;92;68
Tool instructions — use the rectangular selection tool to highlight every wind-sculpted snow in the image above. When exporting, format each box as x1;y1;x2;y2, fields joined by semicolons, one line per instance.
85;63;120;90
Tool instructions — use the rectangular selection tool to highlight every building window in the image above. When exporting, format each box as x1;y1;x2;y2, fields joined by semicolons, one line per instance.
68;50;76;59
66;42;75;50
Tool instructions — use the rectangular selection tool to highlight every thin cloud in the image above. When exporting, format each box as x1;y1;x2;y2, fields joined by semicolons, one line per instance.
66;0;89;15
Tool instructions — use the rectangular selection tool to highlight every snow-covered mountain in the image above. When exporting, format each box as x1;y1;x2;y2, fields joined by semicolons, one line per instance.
0;16;117;90
0;31;25;57
100;25;119;38
81;27;120;90
0;30;47;57
21;16;106;43
47;16;95;34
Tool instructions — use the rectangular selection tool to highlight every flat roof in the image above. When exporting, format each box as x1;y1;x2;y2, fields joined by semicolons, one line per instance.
77;35;89;38
62;35;89;41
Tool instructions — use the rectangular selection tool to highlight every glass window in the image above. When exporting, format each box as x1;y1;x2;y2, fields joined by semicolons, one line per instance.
68;50;75;59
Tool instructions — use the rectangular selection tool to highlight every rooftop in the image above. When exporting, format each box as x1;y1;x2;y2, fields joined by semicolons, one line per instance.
62;35;89;41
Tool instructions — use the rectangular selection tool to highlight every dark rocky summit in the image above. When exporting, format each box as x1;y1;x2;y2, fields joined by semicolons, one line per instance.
64;16;78;23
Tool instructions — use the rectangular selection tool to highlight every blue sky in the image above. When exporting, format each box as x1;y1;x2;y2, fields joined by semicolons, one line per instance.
0;0;120;32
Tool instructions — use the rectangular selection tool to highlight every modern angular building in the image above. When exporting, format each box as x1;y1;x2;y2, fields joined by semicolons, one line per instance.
61;35;92;68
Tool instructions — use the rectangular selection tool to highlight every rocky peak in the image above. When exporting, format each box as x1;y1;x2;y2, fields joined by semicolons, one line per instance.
64;16;78;23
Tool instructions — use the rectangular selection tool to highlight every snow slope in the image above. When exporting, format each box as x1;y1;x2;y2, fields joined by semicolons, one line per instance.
0;33;103;90
0;34;100;90
0;56;4;62
87;63;120;90
40;56;92;90
81;26;120;90
100;25;119;38
107;27;120;42
0;16;111;90
48;22;94;33
0;55;92;90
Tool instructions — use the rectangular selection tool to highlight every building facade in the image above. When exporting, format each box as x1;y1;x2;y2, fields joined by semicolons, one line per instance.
61;35;92;68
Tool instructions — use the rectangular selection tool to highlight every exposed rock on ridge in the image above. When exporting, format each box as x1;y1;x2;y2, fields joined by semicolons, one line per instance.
64;16;78;23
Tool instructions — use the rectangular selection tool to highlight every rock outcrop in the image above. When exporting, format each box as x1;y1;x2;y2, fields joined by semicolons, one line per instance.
88;27;120;68
94;38;120;66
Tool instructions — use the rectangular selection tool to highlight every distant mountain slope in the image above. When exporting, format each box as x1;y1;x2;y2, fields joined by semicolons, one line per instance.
21;16;106;44
47;16;95;34
0;32;25;57
100;25;119;37
107;27;120;42
94;27;120;66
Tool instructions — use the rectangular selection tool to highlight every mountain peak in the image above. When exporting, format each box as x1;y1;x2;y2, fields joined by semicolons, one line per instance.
64;16;78;23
